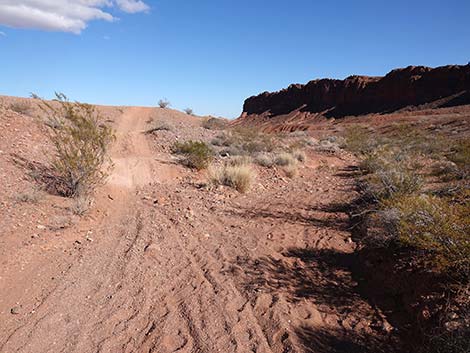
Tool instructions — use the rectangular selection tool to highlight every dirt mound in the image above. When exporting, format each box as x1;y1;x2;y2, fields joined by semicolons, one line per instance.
240;64;470;122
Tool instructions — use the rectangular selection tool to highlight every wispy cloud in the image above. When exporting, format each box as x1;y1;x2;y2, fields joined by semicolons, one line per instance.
0;31;6;37
0;0;150;34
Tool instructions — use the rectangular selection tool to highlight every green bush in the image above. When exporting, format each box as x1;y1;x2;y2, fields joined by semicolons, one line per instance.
387;194;470;278
172;140;213;170
39;93;115;197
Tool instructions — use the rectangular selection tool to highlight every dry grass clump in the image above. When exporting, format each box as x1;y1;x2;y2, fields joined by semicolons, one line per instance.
228;155;252;167
291;149;307;162
208;164;255;193
202;117;229;130
39;93;115;198
9;101;32;115
70;195;92;216
14;187;43;203
172;140;213;170
275;152;297;167
282;164;298;178
158;99;170;109
184;108;194;115
254;153;275;168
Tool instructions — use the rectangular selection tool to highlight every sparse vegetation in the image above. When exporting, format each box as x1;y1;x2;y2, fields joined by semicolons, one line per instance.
38;93;115;198
14;187;42;203
9;101;32;115
254;153;275;168
202;117;229;130
282;164;298;178
275;152;297;167
70;195;92;216
184;108;194;116
158;99;171;109
146;120;172;133
291;149;307;163
172;140;213;170
208;164;255;193
227;155;252;167
341;122;470;352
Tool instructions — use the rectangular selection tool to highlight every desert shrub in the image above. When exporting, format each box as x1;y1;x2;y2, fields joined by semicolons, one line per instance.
9;101;32;115
146;121;172;133
202;117;228;130
39;93;115;197
431;161;460;181
292;149;307;163
158;99;170;109
184;108;194;115
364;208;401;247
208;164;254;193
447;138;470;179
275;152;297;167
172;140;213;170
14;187;42;203
359;149;423;200
283;164;298;178
232;128;276;154
255;153;275;168
386;194;470;278
228;155;252;167
70;195;92;216
219;145;244;157
365;165;423;200
343;125;381;155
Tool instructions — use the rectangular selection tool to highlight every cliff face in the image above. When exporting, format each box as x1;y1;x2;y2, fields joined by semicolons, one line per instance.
242;65;470;118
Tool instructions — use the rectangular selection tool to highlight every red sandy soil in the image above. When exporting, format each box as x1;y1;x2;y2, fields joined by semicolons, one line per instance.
0;96;408;352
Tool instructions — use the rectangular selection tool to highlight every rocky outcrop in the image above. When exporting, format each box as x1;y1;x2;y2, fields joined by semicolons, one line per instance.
242;64;470;119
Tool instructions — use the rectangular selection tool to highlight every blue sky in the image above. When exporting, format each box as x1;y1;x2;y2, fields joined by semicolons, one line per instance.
1;0;469;118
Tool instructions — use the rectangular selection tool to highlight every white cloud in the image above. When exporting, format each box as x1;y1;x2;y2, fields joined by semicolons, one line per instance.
0;0;150;34
0;31;6;36
116;0;149;14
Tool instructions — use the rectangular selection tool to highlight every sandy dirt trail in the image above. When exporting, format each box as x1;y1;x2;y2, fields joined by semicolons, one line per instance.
1;108;398;353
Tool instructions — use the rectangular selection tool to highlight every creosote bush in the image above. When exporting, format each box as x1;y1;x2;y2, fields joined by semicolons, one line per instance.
158;99;170;109
39;93;115;197
387;194;470;278
172;140;213;170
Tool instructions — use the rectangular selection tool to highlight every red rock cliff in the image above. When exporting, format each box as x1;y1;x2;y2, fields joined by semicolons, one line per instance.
242;64;470;118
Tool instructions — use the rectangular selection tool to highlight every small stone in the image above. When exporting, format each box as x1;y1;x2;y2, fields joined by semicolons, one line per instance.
36;225;46;230
10;306;20;315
